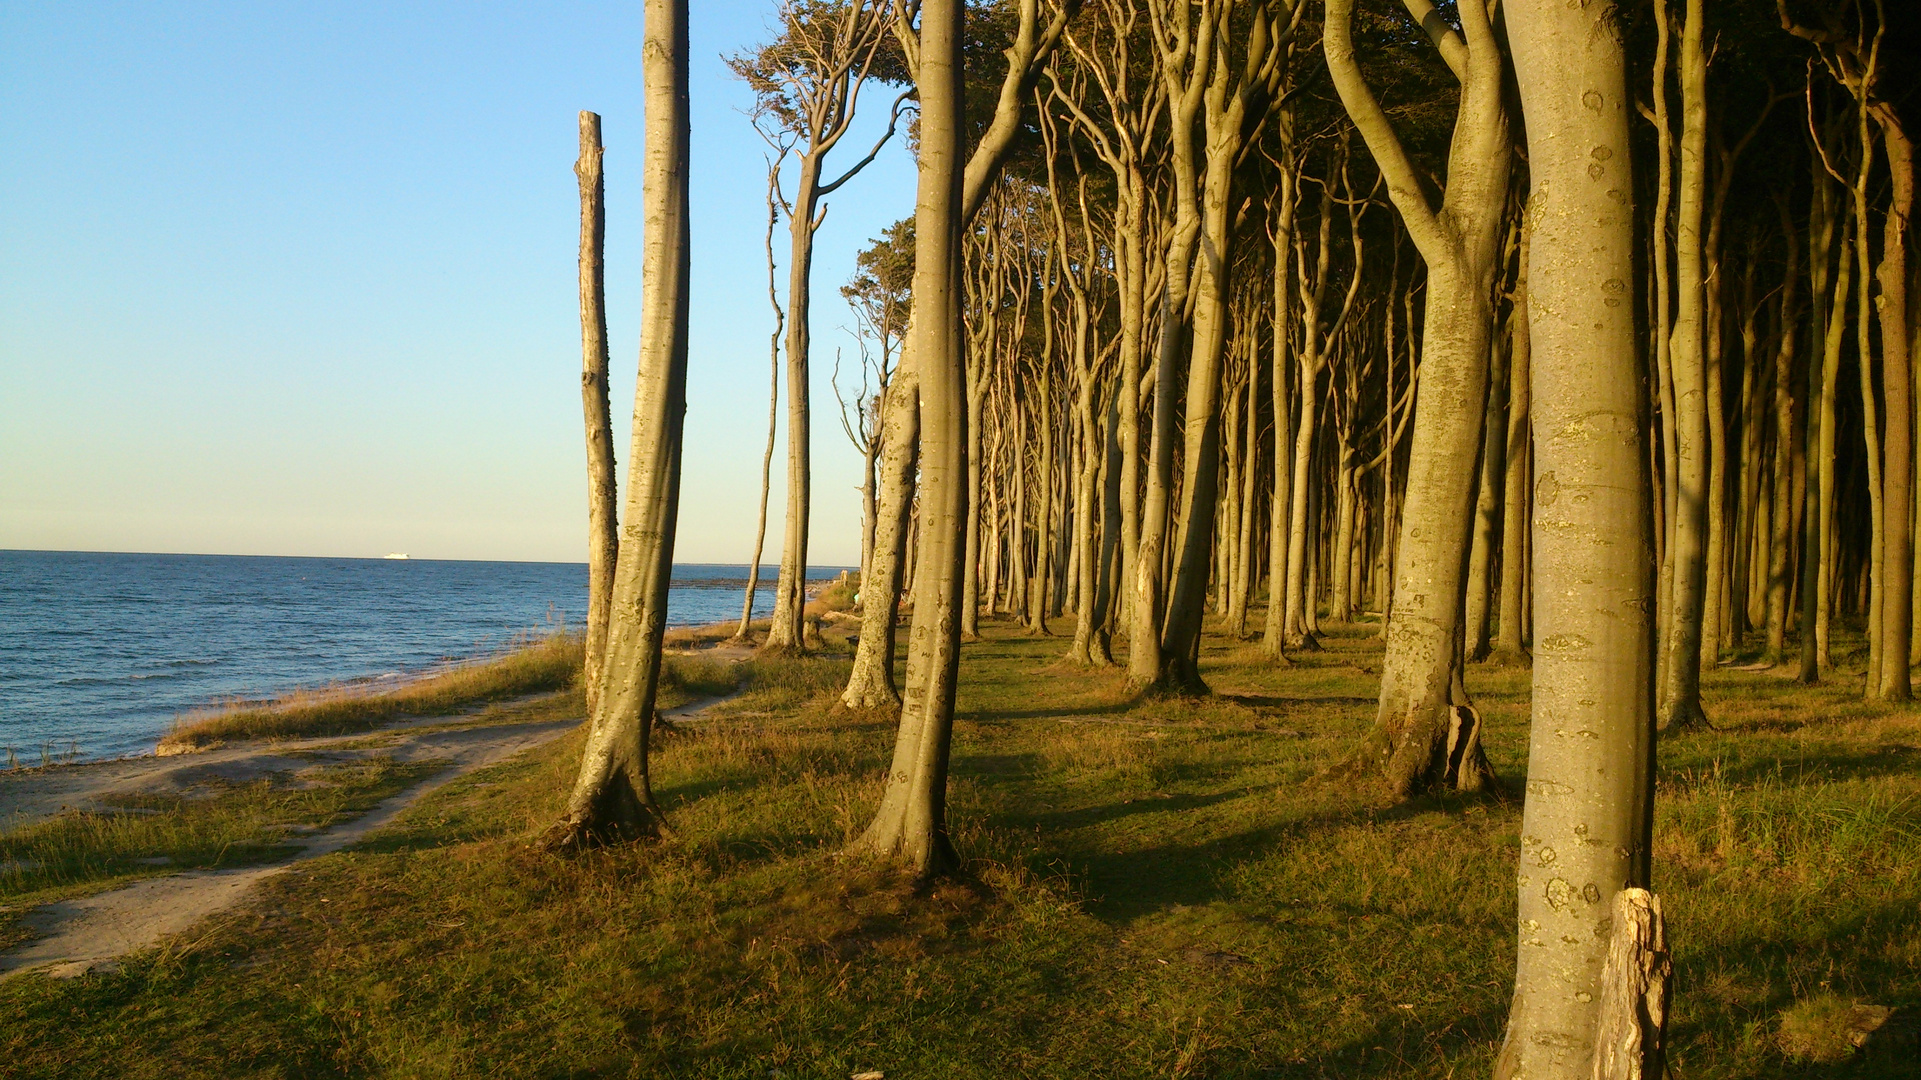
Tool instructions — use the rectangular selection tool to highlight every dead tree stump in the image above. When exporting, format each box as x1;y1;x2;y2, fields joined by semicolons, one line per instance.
1592;887;1672;1080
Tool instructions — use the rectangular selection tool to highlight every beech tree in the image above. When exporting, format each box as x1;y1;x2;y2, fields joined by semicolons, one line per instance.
733;0;907;654
547;0;692;848
1326;0;1510;794
576;111;618;722
851;0;969;877
1498;1;1665;1074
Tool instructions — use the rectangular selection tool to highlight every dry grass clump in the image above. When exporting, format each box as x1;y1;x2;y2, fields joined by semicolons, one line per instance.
158;633;583;754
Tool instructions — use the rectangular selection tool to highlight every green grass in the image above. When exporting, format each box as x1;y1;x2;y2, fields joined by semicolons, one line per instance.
158;633;587;754
0;755;442;951
1;617;1915;1078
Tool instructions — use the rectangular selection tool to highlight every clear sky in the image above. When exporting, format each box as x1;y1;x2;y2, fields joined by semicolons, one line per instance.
0;1;916;565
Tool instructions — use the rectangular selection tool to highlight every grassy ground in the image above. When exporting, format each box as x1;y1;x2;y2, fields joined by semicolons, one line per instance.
157;634;588;753
0;756;442;952
1;617;1915;1078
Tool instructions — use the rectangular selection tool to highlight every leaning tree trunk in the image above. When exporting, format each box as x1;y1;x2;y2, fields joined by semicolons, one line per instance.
576;111;619;722
1497;2;1662;1075
546;0;691;849
1326;0;1508;796
852;0;966;878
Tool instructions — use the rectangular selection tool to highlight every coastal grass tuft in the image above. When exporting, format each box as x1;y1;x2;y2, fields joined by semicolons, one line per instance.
157;633;585;754
1;617;1916;1077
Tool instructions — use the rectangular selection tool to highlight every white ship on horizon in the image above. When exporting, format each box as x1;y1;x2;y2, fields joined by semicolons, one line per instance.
384;553;409;560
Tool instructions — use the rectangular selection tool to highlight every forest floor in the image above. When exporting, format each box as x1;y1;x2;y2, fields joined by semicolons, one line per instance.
0;614;1916;1078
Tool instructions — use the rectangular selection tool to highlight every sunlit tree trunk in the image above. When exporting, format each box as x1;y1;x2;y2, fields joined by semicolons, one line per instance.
853;0;967;878
546;0;691;849
1497;3;1661;1073
1327;0;1509;795
842;365;919;710
1872;104;1914;700
1493;221;1531;662
576;112;619;721
1658;0;1711;726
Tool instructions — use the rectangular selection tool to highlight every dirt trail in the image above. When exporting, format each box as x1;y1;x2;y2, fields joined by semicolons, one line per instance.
0;690;737;980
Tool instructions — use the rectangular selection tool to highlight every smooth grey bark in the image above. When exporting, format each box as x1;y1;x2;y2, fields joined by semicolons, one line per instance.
1328;0;1509;795
576;112;619;723
546;0;691;849
852;0;966;879
1496;2;1659;1074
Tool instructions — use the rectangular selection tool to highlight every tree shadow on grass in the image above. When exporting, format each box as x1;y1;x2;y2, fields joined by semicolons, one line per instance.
1053;792;1495;916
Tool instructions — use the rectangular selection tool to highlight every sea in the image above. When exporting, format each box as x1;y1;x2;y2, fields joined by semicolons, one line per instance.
0;551;849;763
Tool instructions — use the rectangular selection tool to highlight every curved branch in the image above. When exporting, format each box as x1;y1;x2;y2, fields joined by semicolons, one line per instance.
1400;0;1467;81
1323;0;1444;254
819;89;916;196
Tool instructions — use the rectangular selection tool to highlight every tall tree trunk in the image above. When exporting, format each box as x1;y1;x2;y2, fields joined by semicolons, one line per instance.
841;367;919;710
1764;211;1800;666
1497;5;1659;1074
1658;0;1711;726
1464;308;1510;660
1327;0;1509;795
1262;138;1298;658
1493;222;1531;662
576;112;619;722
1816;219;1853;670
766;156;824;654
1873;106;1914;700
546;0;691;849
853;0;966;878
737;157;787;643
961;365;987;638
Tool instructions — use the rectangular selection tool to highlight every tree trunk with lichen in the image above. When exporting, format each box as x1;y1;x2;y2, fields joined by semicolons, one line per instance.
1496;2;1660;1073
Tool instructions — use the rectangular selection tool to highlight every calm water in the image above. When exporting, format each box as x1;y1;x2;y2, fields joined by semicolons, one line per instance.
0;551;847;761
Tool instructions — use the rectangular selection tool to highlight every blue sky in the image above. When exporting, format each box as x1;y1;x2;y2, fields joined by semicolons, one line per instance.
0;1;915;564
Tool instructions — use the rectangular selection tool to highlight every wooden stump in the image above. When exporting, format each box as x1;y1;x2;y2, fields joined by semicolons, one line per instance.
1592;887;1671;1080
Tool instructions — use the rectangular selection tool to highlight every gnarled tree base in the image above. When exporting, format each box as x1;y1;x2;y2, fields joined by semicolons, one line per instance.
536;778;666;854
850;808;961;883
1340;701;1502;798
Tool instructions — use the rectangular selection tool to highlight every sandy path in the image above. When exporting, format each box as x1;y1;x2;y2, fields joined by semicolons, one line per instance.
0;690;736;981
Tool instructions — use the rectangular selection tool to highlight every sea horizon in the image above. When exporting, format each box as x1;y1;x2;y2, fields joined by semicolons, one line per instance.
0;550;852;762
